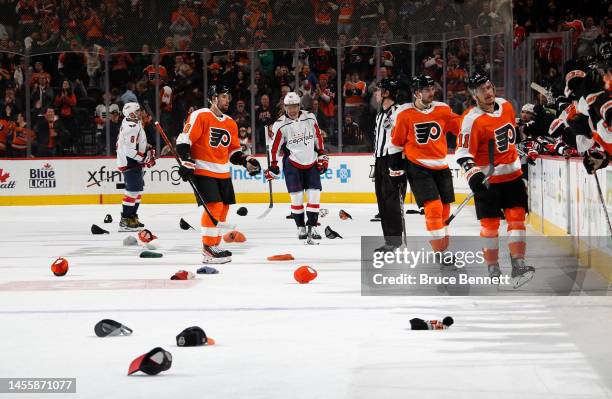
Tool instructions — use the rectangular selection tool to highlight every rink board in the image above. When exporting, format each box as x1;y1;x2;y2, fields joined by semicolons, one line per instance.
529;156;612;281
0;155;470;205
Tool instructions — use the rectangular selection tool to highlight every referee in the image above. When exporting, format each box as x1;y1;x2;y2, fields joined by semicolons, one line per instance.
373;77;407;252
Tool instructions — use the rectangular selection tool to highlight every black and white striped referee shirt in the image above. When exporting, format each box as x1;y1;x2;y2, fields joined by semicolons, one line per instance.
373;103;399;158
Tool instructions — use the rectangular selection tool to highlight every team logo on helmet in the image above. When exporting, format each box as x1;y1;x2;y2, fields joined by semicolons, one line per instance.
209;127;231;147
414;121;442;144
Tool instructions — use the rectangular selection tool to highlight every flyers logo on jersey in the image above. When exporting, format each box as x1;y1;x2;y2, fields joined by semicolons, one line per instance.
414;122;442;144
494;123;516;152
209;127;231;147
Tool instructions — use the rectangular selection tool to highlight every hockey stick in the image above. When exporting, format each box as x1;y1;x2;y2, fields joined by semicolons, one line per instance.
153;121;234;230
530;82;554;105
257;145;274;219
593;173;612;237
86;161;155;188
86;170;122;188
445;139;495;225
399;182;407;246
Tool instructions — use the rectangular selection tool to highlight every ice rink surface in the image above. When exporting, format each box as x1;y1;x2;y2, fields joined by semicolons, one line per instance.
1;203;612;399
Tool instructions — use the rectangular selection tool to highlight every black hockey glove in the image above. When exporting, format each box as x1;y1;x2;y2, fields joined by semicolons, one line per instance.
460;158;488;195
388;152;406;188
230;150;261;176
583;149;609;174
178;159;196;181
176;143;195;181
245;156;261;176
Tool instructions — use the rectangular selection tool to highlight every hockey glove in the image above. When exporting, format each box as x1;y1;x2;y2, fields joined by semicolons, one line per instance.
527;149;538;165
388;168;406;187
264;164;280;181
583;149;609;174
230;151;261;176
461;159;488;195
568;114;592;138
388;151;406;187
144;147;157;168
178;159;196;181
245;156;261;176
316;154;329;174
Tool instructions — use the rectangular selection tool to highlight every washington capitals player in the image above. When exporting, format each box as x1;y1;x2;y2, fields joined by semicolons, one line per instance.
265;92;328;244
116;102;156;231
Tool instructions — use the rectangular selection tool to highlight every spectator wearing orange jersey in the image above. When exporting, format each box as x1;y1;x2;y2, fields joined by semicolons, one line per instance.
315;74;336;139
0;117;9;156
336;0;355;36
171;0;199;29
29;61;51;87
343;71;366;118
10;113;35;157
35;107;66;157
143;64;169;87
82;9;103;41
53;79;77;144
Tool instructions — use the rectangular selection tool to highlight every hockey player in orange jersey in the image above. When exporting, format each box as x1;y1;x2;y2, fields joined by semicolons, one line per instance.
456;73;534;287
176;85;261;264
388;75;462;265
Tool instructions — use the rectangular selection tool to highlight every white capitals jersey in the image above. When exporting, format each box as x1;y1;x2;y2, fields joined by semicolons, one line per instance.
116;118;147;170
270;111;324;168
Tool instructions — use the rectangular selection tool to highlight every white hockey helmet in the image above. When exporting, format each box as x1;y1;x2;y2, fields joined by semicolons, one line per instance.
283;92;301;106
123;102;141;120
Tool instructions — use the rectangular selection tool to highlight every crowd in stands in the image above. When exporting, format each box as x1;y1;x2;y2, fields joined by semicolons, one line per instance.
0;0;609;158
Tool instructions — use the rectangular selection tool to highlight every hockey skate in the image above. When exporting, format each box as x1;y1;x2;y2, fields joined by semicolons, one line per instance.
370;213;381;222
305;226;320;245
202;245;231;264
510;257;535;288
373;244;398;254
133;214;145;228
309;226;322;240
119;216;141;232
297;226;308;240
438;252;458;271
488;263;502;279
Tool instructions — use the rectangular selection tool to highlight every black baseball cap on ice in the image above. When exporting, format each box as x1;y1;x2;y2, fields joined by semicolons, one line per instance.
176;326;216;347
128;347;172;375
94;319;133;337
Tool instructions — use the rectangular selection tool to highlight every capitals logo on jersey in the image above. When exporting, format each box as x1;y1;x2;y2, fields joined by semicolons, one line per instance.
414;121;443;144
210;127;231;147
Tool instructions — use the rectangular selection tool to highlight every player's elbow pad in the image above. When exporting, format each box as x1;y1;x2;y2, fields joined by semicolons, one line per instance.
176;143;191;161
229;151;247;166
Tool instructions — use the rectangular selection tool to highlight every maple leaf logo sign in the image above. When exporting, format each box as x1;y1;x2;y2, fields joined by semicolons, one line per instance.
0;169;10;183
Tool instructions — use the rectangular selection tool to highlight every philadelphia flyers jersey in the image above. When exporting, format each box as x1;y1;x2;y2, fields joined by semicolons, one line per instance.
456;98;522;184
593;94;612;154
389;101;462;170
176;108;240;179
594;119;612;154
